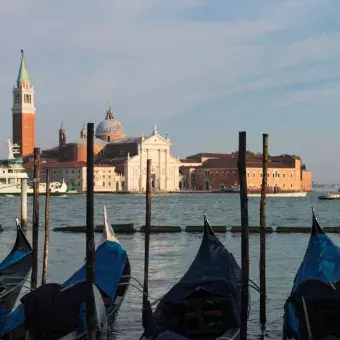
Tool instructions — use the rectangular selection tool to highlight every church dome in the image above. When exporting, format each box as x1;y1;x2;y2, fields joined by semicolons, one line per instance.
95;106;126;142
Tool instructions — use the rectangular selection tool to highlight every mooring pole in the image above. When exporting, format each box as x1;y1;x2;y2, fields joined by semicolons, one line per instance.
86;123;95;340
143;159;152;309
21;178;28;235
259;133;268;324
238;131;249;340
31;147;40;290
42;169;50;285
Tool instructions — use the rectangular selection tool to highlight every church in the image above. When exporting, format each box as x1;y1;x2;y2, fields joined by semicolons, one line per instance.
12;51;181;192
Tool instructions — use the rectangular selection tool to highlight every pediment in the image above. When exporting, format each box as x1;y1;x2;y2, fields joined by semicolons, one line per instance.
142;133;171;146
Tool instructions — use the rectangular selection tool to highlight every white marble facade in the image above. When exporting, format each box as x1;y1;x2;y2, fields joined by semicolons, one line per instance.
124;127;181;192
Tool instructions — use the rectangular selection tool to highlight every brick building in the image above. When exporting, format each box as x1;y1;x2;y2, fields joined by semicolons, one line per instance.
180;152;312;192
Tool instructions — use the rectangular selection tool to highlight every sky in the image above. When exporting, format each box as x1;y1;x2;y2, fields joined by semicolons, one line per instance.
0;0;339;183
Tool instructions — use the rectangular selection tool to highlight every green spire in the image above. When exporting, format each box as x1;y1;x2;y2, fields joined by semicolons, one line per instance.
17;49;30;84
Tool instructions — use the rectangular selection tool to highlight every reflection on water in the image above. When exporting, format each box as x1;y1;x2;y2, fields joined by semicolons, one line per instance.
1;192;340;339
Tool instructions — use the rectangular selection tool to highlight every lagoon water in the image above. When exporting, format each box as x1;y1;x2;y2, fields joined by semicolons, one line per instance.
0;191;340;339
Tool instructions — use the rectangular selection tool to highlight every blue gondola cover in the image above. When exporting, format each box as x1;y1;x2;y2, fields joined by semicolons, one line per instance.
283;216;340;338
0;236;127;337
0;249;32;273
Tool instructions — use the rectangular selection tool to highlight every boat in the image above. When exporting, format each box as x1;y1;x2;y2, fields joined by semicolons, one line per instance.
141;215;242;340
318;193;340;200
0;206;131;339
248;191;307;198
0;219;32;313
0;140;68;195
282;209;340;339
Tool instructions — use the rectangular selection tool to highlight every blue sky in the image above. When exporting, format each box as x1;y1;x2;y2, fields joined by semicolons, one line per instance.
0;0;339;182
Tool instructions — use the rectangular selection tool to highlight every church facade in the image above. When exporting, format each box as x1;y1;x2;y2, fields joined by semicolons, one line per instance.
40;108;181;192
123;126;181;192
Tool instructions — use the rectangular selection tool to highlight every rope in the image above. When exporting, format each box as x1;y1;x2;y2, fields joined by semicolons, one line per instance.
121;275;144;289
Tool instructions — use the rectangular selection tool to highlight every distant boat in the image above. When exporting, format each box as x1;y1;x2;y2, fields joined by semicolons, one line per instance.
248;191;307;198
0;140;68;195
318;193;340;200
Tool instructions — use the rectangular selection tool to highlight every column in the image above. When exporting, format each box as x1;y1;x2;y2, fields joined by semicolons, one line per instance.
165;149;168;190
139;145;143;191
158;149;161;190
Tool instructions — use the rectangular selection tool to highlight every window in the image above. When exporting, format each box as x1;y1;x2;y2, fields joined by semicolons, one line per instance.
283;184;285;187
278;173;280;178
272;173;275;177
109;182;111;186
247;172;250;177
290;173;293;178
252;172;255;177
15;94;20;104
24;94;30;103
267;173;270;177
102;182;105;186
283;173;286;178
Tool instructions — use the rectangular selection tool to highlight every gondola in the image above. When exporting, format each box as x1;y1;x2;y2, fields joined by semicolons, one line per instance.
0;219;32;313
0;206;131;340
141;215;242;340
283;209;340;339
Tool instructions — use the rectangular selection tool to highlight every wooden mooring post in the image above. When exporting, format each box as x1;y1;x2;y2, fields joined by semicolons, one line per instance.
31;147;40;290
42;169;50;285
21;178;28;235
86;123;95;340
238;131;249;340
260;133;268;324
143;159;152;309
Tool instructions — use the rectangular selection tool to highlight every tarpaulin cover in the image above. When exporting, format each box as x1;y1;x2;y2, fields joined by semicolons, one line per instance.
63;240;127;299
157;222;239;306
156;331;189;340
0;224;32;273
0;238;127;337
0;249;32;273
283;215;340;339
144;217;241;336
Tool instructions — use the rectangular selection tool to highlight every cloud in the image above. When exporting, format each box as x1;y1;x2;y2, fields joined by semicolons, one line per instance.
0;0;339;181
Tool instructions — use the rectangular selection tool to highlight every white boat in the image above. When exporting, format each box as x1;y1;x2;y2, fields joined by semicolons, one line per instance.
318;193;340;200
0;140;68;195
248;191;307;198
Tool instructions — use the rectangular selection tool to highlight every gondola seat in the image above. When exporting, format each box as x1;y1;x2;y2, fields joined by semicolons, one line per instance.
163;294;238;338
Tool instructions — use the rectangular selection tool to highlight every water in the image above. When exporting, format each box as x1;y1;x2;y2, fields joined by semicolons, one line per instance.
1;191;340;339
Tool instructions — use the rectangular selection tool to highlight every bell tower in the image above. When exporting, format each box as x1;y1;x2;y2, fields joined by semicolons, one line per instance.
12;49;36;158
